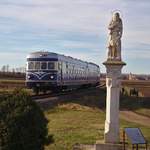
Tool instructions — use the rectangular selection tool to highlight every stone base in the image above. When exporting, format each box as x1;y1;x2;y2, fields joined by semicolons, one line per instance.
72;144;96;150
72;143;123;150
96;143;123;150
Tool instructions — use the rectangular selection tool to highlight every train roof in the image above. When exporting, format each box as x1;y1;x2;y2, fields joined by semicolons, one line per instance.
27;51;57;57
27;51;99;68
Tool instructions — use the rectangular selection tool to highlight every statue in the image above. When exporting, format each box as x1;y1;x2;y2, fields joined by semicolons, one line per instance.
107;12;123;61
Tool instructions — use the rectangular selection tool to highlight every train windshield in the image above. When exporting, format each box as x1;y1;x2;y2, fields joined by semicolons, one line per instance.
48;62;54;69
27;61;56;70
35;62;40;70
28;62;34;70
41;62;47;69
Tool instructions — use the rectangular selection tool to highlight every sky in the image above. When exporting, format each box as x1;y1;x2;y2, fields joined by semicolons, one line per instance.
0;0;150;74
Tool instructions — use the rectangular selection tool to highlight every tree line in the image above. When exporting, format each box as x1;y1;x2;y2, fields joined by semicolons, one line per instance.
1;65;26;73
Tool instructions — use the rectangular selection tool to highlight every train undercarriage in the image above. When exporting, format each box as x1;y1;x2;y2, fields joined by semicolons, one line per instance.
26;81;100;95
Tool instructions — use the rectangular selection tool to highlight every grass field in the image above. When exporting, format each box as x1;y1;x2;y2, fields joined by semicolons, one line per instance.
42;87;150;150
45;106;104;150
0;79;25;91
44;104;150;150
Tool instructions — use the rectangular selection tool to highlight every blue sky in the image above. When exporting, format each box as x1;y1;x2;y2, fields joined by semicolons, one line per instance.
0;0;150;74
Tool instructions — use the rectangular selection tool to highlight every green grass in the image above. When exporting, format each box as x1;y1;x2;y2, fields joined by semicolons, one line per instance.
44;103;150;150
45;106;104;150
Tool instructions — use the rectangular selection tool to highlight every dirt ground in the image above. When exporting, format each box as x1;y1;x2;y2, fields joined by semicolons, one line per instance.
120;111;150;127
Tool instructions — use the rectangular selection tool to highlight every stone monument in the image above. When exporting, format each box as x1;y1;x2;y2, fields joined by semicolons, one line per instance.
103;12;126;143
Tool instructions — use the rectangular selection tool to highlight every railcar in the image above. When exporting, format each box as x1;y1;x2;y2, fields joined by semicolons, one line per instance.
26;51;100;93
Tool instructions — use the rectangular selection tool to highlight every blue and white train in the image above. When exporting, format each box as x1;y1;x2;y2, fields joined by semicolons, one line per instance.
26;51;100;93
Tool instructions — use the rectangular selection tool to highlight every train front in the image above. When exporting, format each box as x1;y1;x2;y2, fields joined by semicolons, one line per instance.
26;51;58;94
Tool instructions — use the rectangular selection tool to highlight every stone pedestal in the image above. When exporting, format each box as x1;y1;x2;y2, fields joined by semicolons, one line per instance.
103;60;126;143
96;143;123;150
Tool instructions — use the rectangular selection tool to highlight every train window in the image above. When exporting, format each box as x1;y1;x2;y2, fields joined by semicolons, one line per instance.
35;62;40;70
28;62;34;70
41;62;47;69
48;62;54;69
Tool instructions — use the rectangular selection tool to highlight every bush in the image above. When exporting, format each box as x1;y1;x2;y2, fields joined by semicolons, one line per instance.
0;89;53;150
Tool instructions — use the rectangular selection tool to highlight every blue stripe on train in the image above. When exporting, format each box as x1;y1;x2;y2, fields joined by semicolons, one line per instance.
27;73;57;80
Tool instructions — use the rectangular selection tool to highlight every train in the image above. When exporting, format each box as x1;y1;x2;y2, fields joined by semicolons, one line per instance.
26;51;100;94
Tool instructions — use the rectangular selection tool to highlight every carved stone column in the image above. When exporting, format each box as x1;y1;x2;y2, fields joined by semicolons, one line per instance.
103;61;126;143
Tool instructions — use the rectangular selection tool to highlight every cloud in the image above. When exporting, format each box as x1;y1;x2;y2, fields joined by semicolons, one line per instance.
0;0;120;33
0;0;150;73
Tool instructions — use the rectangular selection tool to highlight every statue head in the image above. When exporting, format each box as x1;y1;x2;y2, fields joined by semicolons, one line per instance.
112;12;120;21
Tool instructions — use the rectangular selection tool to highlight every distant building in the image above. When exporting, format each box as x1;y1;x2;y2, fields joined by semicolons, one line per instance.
128;72;137;80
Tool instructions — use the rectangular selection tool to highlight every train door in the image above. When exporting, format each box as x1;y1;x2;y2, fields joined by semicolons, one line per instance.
60;62;63;84
61;61;67;85
58;61;63;84
86;64;89;84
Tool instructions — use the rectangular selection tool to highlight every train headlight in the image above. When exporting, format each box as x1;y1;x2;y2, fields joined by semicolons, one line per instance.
50;75;54;79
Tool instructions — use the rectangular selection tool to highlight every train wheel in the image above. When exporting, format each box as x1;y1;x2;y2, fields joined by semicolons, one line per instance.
42;88;47;94
33;87;39;95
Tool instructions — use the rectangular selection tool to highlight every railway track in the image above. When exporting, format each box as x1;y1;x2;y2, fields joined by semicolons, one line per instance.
32;83;106;101
32;85;105;110
32;90;71;101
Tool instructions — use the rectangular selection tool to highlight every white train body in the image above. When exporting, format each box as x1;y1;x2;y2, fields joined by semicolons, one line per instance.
26;51;100;92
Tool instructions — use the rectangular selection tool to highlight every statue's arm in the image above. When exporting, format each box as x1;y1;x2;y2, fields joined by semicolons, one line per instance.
119;20;123;38
108;20;114;30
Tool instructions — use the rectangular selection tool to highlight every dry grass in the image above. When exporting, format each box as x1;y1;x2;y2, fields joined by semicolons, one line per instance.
57;103;101;112
0;79;25;91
